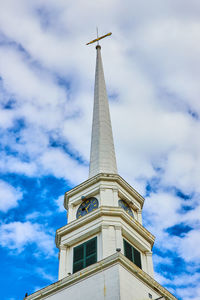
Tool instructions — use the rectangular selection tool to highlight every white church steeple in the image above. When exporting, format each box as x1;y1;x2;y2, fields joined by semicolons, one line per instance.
89;45;117;177
25;34;178;300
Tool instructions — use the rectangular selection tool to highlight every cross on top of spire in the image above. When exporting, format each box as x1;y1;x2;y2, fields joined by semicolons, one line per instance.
86;30;112;46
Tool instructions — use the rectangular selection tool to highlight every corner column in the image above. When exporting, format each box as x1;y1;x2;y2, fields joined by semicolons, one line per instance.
137;209;143;224
115;225;123;251
58;245;67;280
101;225;116;258
145;251;154;278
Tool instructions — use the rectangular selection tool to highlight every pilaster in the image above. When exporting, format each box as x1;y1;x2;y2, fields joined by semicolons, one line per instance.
58;245;67;280
137;209;143;224
145;251;154;278
101;225;116;258
115;225;123;251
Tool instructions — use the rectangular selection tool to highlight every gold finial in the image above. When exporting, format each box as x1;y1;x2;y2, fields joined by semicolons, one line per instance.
86;31;112;45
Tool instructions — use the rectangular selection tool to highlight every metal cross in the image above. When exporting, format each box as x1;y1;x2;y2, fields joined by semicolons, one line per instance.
86;29;112;45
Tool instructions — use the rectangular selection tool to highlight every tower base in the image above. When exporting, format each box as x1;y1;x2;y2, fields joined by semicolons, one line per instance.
25;252;177;300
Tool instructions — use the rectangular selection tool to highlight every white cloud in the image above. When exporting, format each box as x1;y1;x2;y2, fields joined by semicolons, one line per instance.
0;1;200;299
0;108;16;129
39;148;88;184
153;254;173;266
54;195;65;212
0;38;88;184
177;229;200;263
160;272;200;300
0;153;38;177
154;272;172;286
0;0;199;193
0;221;55;256
36;267;57;282
0;46;65;105
0;180;22;212
144;192;182;236
25;211;41;221
177;286;200;300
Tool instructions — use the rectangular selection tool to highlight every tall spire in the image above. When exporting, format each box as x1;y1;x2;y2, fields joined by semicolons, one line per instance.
89;45;118;178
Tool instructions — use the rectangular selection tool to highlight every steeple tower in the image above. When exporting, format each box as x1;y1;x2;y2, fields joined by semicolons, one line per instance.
89;45;117;177
26;35;178;300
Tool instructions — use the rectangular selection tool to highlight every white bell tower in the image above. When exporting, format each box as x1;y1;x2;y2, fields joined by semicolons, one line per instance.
25;36;177;300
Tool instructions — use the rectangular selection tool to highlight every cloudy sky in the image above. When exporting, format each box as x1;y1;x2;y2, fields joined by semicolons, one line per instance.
0;1;200;299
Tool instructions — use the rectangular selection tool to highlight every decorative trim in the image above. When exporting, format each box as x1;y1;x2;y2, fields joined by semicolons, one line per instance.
64;173;145;209
145;251;153;257
25;252;177;300
59;245;67;251
56;206;155;248
101;224;109;230
114;225;122;230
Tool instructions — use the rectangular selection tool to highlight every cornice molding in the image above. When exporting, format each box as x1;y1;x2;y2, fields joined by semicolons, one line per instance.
64;173;145;209
25;252;177;300
55;206;155;248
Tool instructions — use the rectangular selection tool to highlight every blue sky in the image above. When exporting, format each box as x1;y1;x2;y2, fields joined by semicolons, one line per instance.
0;1;200;299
